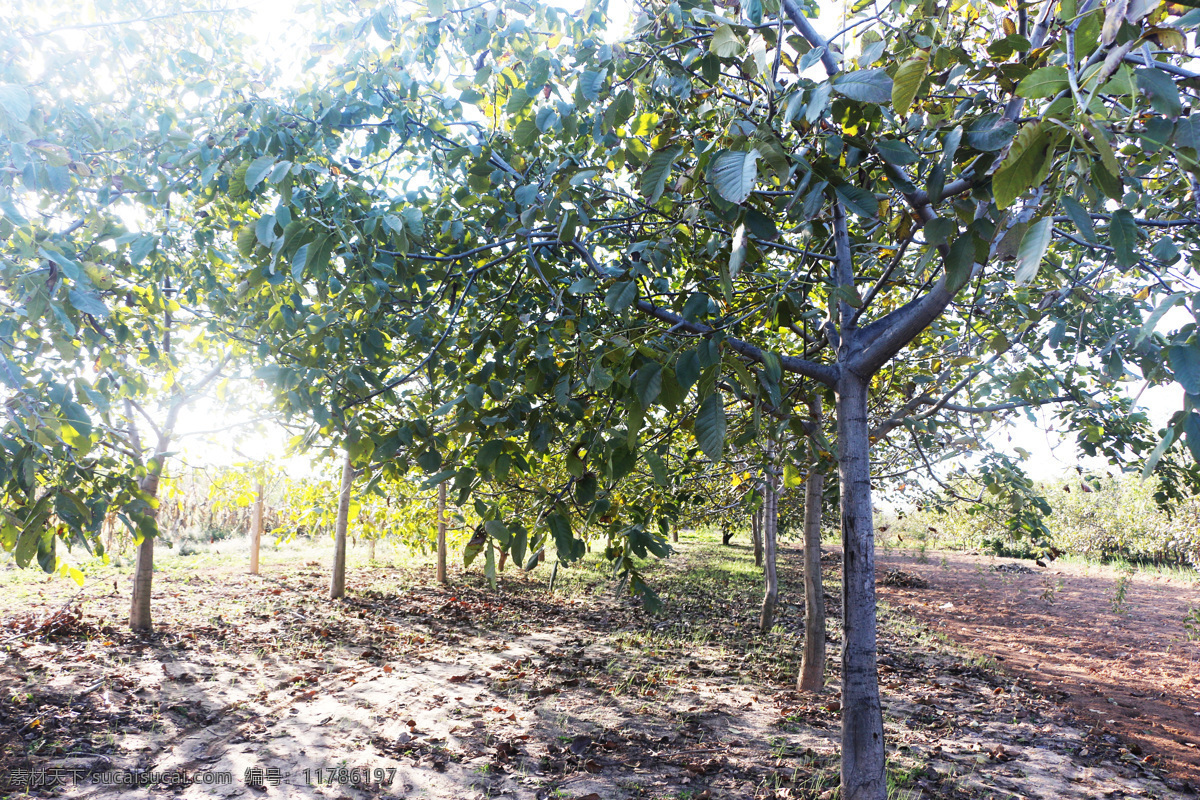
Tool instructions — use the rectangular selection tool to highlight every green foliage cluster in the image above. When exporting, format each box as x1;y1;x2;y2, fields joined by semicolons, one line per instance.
903;474;1200;569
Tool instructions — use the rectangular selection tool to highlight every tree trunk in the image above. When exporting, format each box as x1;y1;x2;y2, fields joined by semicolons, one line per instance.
798;469;826;691
759;476;779;633
368;538;376;562
672;529;679;543
836;374;885;800
330;450;353;600
436;482;448;584
752;505;763;567
129;472;161;633
249;479;264;575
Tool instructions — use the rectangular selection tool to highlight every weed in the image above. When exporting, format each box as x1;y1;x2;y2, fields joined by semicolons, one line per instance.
1040;576;1063;604
1110;566;1134;615
1183;606;1200;642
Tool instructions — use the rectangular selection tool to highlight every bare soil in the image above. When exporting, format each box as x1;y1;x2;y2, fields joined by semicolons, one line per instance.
0;538;1195;799
877;546;1200;791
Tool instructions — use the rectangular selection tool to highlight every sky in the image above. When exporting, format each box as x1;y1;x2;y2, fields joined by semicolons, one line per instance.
163;0;1189;486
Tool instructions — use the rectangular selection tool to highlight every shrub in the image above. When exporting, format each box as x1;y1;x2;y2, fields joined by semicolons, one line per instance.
898;475;1200;570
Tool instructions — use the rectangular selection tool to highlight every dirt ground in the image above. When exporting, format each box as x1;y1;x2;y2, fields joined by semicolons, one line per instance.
876;546;1200;790
0;537;1196;799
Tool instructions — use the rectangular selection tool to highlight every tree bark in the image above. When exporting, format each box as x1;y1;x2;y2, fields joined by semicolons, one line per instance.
752;505;763;567
368;538;376;562
759;475;779;633
249;478;264;575
129;471;159;633
836;374;885;800
330;450;353;600
798;469;826;691
436;482;448;584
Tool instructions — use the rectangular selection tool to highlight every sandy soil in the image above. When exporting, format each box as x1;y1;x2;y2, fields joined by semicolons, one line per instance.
877;546;1200;791
0;540;1195;799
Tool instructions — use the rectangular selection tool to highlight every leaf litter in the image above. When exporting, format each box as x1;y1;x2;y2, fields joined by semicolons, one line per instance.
0;538;1193;799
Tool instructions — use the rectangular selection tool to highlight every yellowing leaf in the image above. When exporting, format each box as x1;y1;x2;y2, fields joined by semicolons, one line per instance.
891;56;928;117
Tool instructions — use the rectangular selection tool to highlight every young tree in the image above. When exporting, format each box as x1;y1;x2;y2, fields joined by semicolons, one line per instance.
185;0;1200;796
0;0;259;593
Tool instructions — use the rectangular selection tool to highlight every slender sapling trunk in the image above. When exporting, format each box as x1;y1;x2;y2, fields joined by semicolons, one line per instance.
798;469;826;691
759;475;779;633
330;450;353;600
752;505;763;567
129;470;160;633
249;478;264;575
436;481;448;584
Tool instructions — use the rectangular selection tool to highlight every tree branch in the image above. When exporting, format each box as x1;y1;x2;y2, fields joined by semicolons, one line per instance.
780;0;840;76
569;240;839;385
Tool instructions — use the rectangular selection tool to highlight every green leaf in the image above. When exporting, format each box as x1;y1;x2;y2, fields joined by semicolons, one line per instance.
237;225;258;258
710;149;760;205
244;155;276;190
681;293;708;322
476;439;505;468
0;84;32;123
746;0;763;25
992;122;1048;209
291;243;310;282
510;524;527;568
1135;292;1185;346
1016;66;1069;98
640;145;684;204
1184;412;1200;464
1136;68;1182;117
966;114;1017;151
834;183;878;218
1152;235;1179;263
1081;118;1121;183
709;25;744;58
676;348;701;390
831;68;893;104
943;234;975;293
605;281;638;312
634;362;663;407
36;529;55;574
1141;427;1176;479
924;217;955;247
1168;342;1200;395
484;542;496;589
0;196;28;227
578;70;607;103
744;208;777;239
645;451;668;487
891;57;928;116
548;513;583;561
1015;216;1053;284
68;289;109;318
130;235;157;265
1108;208;1139;267
464;531;484;568
1061;196;1097;243
694;392;726;462
875;139;919;165
401;206;425;237
513;119;540;147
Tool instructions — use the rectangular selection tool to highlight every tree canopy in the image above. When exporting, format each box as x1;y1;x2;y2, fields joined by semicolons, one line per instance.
7;0;1200;796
